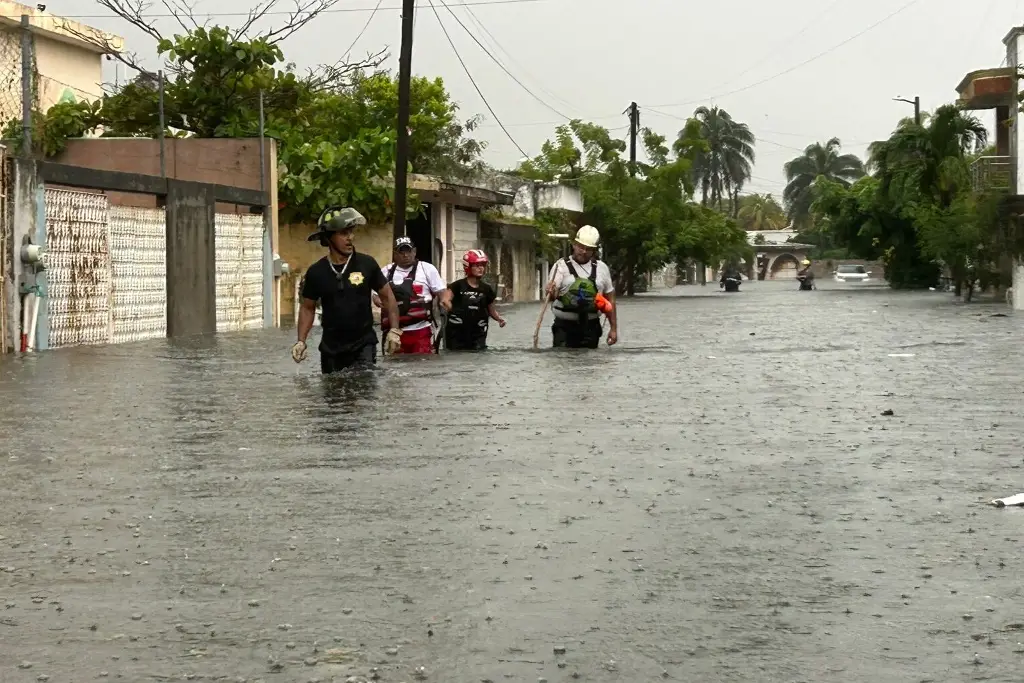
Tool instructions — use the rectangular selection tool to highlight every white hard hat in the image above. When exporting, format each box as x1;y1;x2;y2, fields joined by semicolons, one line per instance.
574;225;600;248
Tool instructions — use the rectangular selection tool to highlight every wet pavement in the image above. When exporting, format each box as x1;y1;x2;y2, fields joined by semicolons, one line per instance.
2;279;1024;683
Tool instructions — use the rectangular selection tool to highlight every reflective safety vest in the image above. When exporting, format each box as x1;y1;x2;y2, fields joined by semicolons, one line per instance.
380;261;432;330
555;257;599;318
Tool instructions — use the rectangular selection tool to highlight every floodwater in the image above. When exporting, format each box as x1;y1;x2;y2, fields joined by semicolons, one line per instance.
2;279;1024;683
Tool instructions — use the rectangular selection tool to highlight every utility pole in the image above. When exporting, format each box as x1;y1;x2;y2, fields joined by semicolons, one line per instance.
20;15;32;156
894;95;921;125
393;0;416;241
626;101;639;176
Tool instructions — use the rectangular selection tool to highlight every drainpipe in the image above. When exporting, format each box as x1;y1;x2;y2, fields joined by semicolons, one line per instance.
19;243;44;351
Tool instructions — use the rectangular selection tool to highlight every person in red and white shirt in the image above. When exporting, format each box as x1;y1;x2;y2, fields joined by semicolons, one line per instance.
374;236;451;354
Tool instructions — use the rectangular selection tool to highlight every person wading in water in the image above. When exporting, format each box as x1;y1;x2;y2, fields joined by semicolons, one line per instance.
545;225;618;349
292;206;403;373
375;236;451;355
443;249;506;351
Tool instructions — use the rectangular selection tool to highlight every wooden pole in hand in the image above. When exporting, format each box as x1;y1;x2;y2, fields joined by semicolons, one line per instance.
533;274;556;349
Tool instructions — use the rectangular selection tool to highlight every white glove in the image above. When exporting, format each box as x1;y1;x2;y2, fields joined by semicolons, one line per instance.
291;340;307;363
384;328;403;355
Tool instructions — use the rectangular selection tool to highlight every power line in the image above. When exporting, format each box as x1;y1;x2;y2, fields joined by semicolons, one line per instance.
426;0;529;158
435;0;572;120
646;0;924;109
342;0;385;58
0;0;569;20
460;4;579;112
477;113;626;127
639;107;879;154
719;0;844;90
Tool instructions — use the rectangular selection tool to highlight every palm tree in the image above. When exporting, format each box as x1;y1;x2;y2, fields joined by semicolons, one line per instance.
869;104;988;207
737;193;787;231
678;106;755;212
783;138;865;230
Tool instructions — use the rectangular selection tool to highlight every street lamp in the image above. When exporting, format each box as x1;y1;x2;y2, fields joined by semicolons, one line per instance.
893;95;921;125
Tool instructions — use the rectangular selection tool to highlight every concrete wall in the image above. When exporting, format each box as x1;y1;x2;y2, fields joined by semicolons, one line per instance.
4;157;270;351
55;138;274;210
33;33;104;104
53;137;281;323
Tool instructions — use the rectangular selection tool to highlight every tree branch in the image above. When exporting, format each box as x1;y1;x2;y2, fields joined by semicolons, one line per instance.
260;0;344;44
53;18;157;79
304;48;388;93
96;0;163;41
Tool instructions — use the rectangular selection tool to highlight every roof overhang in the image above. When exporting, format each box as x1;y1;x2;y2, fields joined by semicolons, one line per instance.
955;67;1015;110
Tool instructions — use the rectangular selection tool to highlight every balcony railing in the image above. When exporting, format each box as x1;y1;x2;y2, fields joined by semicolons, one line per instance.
971;156;1014;193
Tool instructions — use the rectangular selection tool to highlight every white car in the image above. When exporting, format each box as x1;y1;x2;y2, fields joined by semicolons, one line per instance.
833;264;872;283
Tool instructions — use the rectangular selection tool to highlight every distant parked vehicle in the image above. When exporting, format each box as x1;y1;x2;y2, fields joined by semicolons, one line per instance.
833;264;872;283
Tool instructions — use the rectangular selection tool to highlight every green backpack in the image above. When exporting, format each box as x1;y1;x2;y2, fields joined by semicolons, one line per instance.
558;258;599;314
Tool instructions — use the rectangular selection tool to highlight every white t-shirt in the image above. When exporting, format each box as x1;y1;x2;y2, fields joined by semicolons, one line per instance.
548;257;614;321
381;261;447;332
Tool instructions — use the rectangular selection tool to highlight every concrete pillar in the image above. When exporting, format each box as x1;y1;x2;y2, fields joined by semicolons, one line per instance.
262;211;273;329
166;180;217;337
4;158;42;353
1005;28;1024;310
996;105;1011;156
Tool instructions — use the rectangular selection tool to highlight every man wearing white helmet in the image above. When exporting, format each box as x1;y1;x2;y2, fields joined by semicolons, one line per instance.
545;225;617;348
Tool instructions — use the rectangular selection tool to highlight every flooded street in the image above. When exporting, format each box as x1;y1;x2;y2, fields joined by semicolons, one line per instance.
3;280;1024;683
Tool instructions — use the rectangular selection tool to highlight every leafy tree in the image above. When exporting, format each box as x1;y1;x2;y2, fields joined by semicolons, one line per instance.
737;193;786;231
682;106;756;213
3;26;483;225
783;138;865;230
813;176;937;289
2;100;104;156
813;104;1015;294
518;119;750;294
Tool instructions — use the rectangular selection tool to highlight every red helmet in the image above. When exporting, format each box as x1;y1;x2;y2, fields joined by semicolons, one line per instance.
462;249;488;274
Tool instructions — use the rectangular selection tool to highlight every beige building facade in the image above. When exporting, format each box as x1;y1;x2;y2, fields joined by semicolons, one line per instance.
0;1;123;124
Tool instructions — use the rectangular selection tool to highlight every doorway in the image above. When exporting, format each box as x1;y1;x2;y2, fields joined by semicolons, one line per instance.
407;203;433;265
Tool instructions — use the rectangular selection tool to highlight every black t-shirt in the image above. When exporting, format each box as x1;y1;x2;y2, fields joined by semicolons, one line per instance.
447;278;496;338
301;252;388;353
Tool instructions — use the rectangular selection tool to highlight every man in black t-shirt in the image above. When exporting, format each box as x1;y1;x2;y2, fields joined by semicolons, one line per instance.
443;249;505;350
291;206;403;374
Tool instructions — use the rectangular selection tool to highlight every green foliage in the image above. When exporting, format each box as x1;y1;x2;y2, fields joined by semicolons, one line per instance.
682;106;755;211
2;100;104;156
737;193;786;231
518;119;751;295
783;138;865;230
811;104;1010;293
3;26;482;224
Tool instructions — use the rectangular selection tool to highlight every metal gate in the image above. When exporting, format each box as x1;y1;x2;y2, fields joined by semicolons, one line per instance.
45;189;112;348
109;206;167;344
215;213;264;332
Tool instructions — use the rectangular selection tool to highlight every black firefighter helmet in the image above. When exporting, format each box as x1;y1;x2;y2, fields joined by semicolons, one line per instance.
308;206;367;247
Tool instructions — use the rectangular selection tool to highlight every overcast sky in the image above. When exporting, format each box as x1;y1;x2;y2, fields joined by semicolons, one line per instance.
46;0;1024;194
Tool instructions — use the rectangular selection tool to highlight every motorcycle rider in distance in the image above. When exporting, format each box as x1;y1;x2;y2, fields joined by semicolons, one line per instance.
797;258;816;290
545;225;617;349
719;262;743;292
443;249;506;351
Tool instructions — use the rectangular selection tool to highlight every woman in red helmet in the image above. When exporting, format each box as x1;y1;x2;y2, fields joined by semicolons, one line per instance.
443;249;506;350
